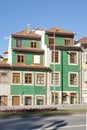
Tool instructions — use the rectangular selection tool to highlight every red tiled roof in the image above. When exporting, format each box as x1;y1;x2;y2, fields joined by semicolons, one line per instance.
0;62;10;68
0;62;50;71
11;30;41;39
11;64;50;71
78;37;87;44
46;27;74;36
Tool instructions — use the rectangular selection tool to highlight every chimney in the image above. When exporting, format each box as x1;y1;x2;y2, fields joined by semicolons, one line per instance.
26;24;30;33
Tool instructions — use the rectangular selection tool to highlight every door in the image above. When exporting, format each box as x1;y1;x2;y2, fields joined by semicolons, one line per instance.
12;96;20;106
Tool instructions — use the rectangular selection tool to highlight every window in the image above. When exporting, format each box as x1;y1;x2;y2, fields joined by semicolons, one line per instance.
70;52;77;64
69;73;78;85
51;51;59;63
0;96;8;106
25;97;32;105
16;39;23;47
51;72;59;85
37;74;44;85
36;96;44;105
17;54;25;64
48;34;55;45
0;72;9;83
31;41;37;48
33;55;41;64
83;53;87;63
12;73;20;84
83;70;87;82
24;73;32;84
65;39;70;46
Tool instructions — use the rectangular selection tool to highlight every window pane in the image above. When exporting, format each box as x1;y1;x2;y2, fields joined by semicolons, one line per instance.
70;73;77;85
70;52;77;64
37;74;44;85
13;73;20;84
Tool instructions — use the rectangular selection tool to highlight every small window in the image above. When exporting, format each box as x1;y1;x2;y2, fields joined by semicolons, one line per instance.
36;96;44;105
69;73;78;85
17;54;25;64
65;39;70;46
70;52;77;64
37;74;44;85
51;72;59;85
31;41;37;48
24;73;32;84
16;39;23;47
48;34;55;45
51;51;59;63
33;55;41;64
12;73;20;84
0;72;9;83
25;97;32;105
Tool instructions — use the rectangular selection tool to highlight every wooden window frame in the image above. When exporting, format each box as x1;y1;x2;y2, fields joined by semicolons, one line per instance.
17;54;25;64
12;73;20;84
51;50;59;63
37;74;44;85
24;73;32;84
48;34;55;45
16;39;23;47
30;40;37;48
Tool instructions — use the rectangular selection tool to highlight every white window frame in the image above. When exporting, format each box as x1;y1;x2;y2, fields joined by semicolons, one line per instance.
35;95;45;105
68;72;78;87
35;72;45;86
83;70;87;82
68;51;78;65
51;50;60;64
50;72;60;86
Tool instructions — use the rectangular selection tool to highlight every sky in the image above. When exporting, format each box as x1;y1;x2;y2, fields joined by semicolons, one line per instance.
0;0;87;56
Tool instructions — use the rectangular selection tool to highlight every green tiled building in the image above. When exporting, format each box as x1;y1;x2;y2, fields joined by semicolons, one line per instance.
6;25;81;106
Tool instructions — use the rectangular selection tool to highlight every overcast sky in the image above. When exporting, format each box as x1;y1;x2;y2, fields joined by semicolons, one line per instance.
0;0;87;55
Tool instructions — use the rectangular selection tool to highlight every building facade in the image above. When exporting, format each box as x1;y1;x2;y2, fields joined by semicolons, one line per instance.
0;25;82;106
77;37;87;104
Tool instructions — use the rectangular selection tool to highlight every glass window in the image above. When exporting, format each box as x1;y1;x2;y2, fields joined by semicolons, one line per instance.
31;41;37;48
16;39;23;47
65;39;70;46
37;74;44;85
17;54;25;64
48;34;55;45
0;72;9;83
25;73;32;84
70;52;77;64
25;97;32;105
51;51;59;63
51;73;59;85
13;73;20;84
70;73;77;85
36;96;44;105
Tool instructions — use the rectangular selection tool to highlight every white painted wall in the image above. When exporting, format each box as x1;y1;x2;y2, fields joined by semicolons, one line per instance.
8;35;12;64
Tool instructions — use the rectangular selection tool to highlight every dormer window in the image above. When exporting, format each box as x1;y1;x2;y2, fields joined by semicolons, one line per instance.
16;39;23;47
65;39;70;46
48;34;55;45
